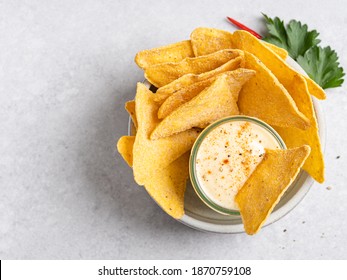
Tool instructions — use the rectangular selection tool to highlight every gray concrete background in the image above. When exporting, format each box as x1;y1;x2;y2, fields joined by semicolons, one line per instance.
1;0;346;259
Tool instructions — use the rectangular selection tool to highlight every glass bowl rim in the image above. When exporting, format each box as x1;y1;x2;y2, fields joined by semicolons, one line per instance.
189;115;287;216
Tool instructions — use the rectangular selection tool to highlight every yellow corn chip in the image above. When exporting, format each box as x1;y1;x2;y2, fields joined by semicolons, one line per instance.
158;68;255;119
135;40;194;69
235;145;311;235
144;49;242;88
238;52;310;130
125;100;137;129
133;83;200;185
262;41;288;59
190;27;288;59
190;27;234;56
151;73;248;139
274;75;324;183
144;152;190;219
158;78;214;119
117;136;135;167
154;56;243;103
231;30;326;100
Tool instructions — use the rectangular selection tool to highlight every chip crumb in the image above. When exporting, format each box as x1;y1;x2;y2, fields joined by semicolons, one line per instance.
326;186;332;190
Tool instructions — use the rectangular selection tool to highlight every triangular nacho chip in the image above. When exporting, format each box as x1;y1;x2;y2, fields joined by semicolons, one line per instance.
117;136;135;167
158;68;255;119
190;27;234;57
133;83;200;185
235;145;311;235
238;52;310;130
144;49;242;87
158;77;215;119
154;55;243;103
190;27;287;59
144;152;190;219
151;73;248;139
135;40;194;69
231;30;326;100
274;75;325;183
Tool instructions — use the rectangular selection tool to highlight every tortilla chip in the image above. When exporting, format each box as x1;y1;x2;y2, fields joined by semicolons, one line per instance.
135;40;194;69
144;152;189;219
144;49;242;88
235;145;311;235
190;27;288;60
158;68;255;119
190;27;234;56
238;52;310;130
154;56;243;103
151;73;247;139
262;41;288;59
125;100;137;129
274;75;324;183
231;30;326;100
133;83;200;185
158;78;215;119
117;136;135;167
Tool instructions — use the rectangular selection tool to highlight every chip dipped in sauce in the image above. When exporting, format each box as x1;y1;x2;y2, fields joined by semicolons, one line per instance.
189;116;286;214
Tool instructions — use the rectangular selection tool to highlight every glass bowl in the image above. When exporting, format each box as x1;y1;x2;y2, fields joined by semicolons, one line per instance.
189;115;286;216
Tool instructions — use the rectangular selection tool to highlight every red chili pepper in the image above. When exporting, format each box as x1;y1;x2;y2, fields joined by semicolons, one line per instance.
226;16;262;39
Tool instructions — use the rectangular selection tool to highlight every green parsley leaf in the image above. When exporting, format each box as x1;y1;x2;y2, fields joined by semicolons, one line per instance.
262;14;344;89
297;46;345;89
262;15;287;46
263;14;320;59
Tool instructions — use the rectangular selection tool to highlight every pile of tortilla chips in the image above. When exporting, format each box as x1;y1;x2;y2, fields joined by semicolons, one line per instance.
117;27;325;235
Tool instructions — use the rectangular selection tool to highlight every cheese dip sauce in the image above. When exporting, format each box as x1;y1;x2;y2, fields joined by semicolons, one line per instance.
189;116;286;215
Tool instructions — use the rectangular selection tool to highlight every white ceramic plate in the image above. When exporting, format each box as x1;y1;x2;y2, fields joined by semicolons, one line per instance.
129;57;325;233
